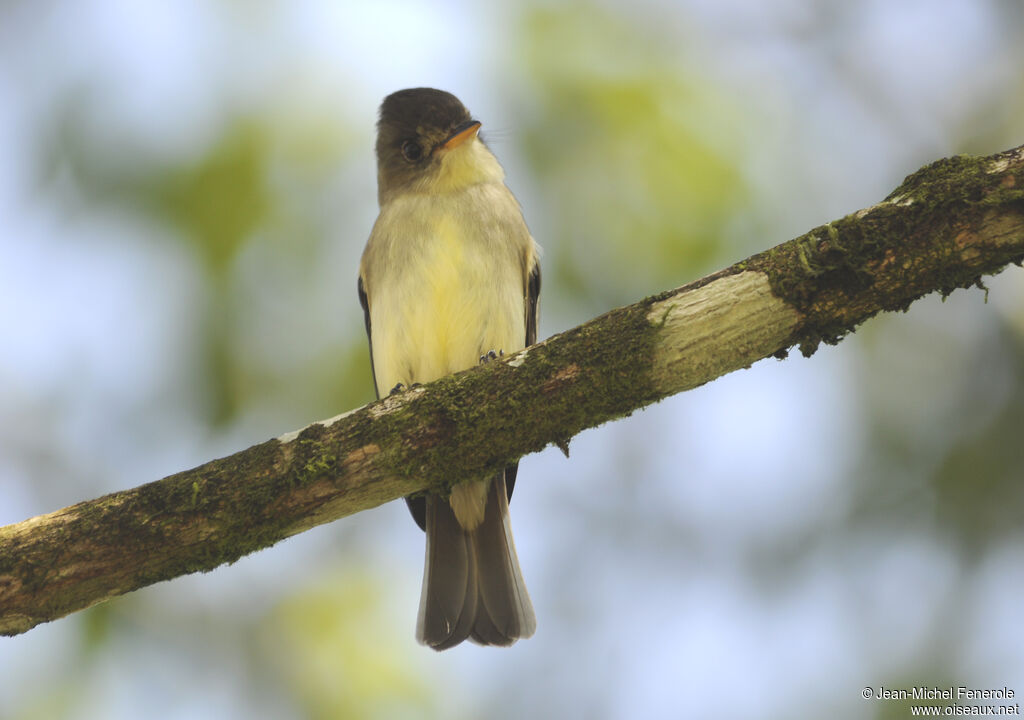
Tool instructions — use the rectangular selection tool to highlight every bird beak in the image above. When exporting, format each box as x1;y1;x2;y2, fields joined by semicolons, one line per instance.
443;120;481;150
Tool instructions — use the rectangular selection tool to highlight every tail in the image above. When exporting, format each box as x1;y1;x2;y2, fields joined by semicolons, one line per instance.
416;470;536;650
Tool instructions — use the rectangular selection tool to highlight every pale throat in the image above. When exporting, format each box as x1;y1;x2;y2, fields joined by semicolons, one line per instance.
419;139;505;195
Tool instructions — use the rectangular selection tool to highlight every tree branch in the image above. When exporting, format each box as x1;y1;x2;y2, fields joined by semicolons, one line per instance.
3;144;1023;637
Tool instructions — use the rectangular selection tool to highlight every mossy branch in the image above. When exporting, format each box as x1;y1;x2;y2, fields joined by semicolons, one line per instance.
3;143;1024;637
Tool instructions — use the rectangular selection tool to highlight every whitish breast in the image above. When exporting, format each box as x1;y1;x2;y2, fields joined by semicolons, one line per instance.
367;189;527;395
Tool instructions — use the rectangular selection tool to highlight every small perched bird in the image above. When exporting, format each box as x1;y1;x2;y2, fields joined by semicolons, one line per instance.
358;88;540;649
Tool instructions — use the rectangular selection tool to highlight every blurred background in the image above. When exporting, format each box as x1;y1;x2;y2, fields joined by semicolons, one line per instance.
2;0;1024;718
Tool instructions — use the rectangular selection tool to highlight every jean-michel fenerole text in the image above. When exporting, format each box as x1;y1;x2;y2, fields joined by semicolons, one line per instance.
875;686;1015;701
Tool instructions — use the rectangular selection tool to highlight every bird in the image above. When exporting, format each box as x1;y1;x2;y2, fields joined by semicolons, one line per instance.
358;88;540;649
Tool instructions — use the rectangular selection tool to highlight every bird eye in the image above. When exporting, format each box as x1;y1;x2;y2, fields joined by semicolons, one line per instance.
401;140;423;162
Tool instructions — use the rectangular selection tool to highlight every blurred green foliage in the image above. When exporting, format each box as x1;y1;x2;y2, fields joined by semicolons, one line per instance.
851;302;1024;563
37;95;375;426
929;321;1024;558
519;4;748;311
260;573;436;720
145;119;271;274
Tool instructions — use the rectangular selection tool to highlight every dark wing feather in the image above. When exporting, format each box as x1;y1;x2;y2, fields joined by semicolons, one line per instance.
357;275;379;399
526;258;541;347
361;274;429;530
506;257;541;501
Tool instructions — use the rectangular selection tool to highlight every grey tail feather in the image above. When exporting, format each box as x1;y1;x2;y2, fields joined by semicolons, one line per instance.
416;470;536;650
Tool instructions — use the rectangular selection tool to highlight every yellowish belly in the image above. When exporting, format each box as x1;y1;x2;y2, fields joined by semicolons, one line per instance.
369;215;525;396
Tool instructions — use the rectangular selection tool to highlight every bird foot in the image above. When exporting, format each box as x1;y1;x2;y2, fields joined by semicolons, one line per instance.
389;382;422;396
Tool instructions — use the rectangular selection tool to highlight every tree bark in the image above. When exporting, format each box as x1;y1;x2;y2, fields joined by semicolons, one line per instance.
2;143;1023;637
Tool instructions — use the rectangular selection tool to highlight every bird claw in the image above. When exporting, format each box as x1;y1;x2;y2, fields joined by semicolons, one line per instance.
388;382;422;396
478;349;503;365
